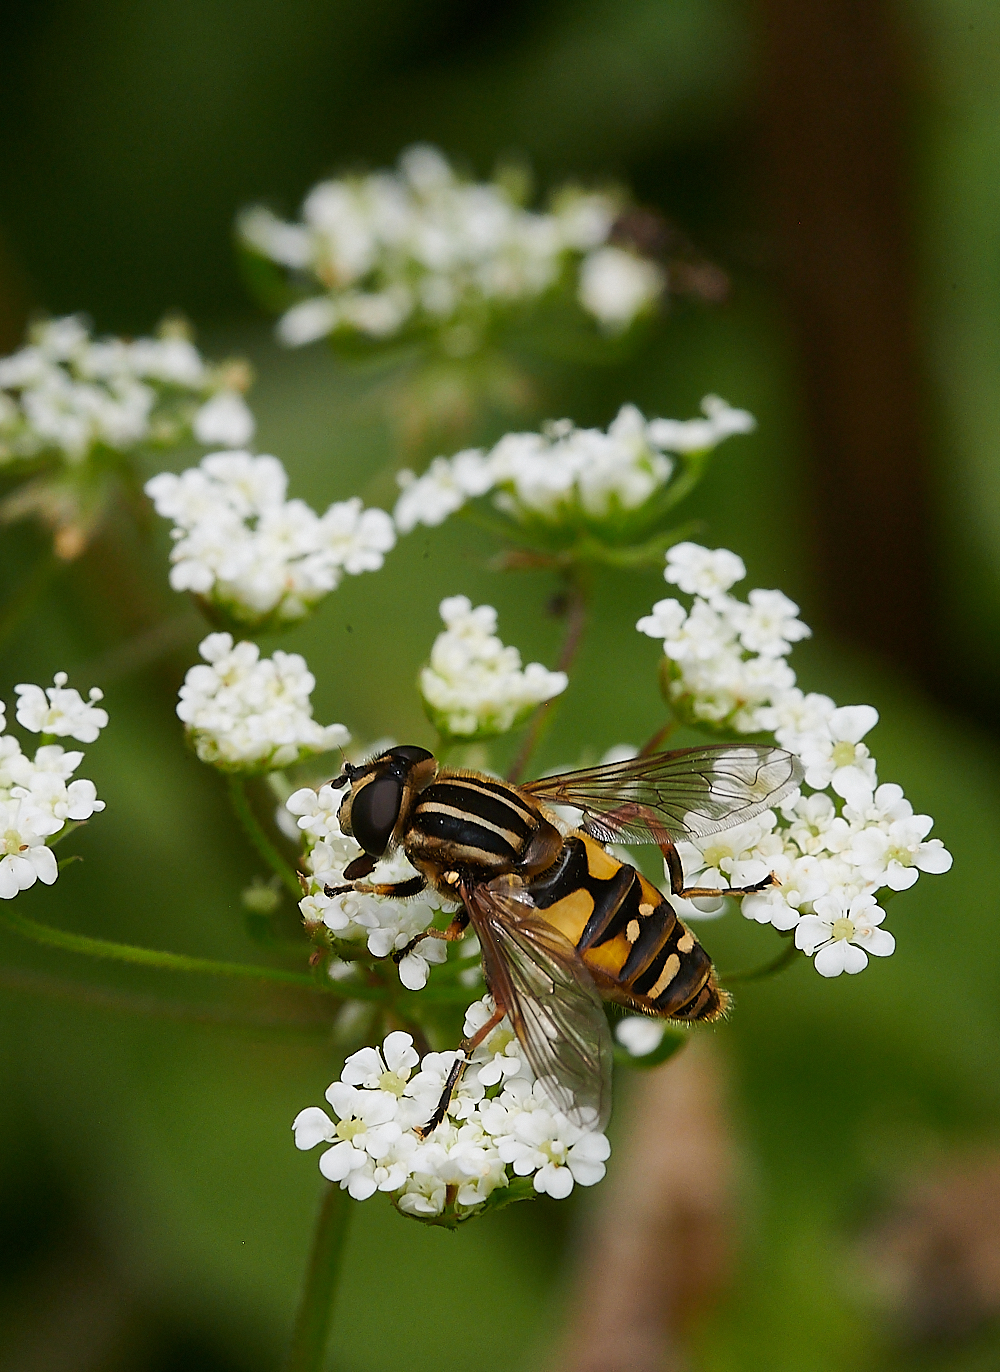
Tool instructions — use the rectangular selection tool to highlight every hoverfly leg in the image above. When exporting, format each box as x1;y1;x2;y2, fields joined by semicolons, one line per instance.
415;1001;506;1138
323;874;427;901
676;872;780;900
391;910;469;965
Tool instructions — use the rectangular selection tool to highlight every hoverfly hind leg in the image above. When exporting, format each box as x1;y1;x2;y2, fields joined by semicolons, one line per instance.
658;830;779;900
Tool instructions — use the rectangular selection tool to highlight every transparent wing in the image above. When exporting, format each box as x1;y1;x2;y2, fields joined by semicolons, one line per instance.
465;877;614;1133
523;744;803;844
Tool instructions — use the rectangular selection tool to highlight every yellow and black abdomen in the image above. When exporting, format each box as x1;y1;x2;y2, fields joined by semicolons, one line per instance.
526;834;728;1022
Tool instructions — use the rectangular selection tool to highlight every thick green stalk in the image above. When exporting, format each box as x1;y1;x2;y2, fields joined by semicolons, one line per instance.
0;906;328;989
227;774;302;899
283;1183;352;1372
0;907;481;1006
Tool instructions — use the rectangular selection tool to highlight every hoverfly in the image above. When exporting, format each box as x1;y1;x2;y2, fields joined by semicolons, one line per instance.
324;742;802;1134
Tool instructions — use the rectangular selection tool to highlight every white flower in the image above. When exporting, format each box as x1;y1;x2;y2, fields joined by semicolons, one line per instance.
729;589;811;657
192;390;255;447
577;246;665;330
241;146;660;347
420;595;567;738
484;1080;611;1198
14;673;108;743
615;1016;666;1057
646;395;756;453
794;891;895;976
797;704;879;805
292;1012;613;1219
664;542;746;598
0;798;60;899
843;784;953;890
393;449;493;534
393;402;752;535
177;633;349;771
146;451;395;627
0;315;253;467
341;1031;420;1092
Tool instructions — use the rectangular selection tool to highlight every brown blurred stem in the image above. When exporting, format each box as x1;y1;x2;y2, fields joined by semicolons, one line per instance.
507;572;588;783
283;1183;351;1372
550;1040;733;1372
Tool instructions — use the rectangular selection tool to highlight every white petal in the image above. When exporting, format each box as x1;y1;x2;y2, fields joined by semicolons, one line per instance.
813;941;849;976
397;952;429;990
859;927;895;958
915;841;953;875
829;704;878;744
318;1141;361;1182
29;844;58;886
795;916;831;955
840;942;869;974
292;1106;336;1150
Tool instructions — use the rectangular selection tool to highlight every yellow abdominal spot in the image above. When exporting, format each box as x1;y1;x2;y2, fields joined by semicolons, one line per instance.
379;1070;408;1096
831;917;855;941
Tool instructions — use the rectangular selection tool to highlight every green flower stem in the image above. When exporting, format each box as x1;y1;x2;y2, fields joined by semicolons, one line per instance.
721;937;800;985
227;774;303;899
507;569;589;783
0;906;331;990
283;1182;352;1372
0;906;482;1007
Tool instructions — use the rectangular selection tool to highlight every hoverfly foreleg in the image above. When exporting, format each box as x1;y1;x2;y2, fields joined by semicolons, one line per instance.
415;1000;506;1138
391;910;469;966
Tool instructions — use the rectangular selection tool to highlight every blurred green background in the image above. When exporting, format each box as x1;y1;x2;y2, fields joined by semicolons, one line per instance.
1;2;999;1370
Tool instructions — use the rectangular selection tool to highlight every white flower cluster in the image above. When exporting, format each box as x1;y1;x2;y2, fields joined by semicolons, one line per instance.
293;1013;611;1219
177;633;349;773
240;144;664;349
394;398;754;534
637;541;809;733
145;451;396;627
0;315;255;466
637;544;953;976
287;780;457;991
420;596;567;739
0;674;108;900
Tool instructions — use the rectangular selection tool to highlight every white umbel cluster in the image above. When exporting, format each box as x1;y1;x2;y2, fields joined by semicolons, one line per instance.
393;399;754;533
239;144;664;348
0;676;108;900
177;633;349;773
0;315;254;466
637;543;953;975
293;1015;611;1218
145;451;396;627
419;596;568;739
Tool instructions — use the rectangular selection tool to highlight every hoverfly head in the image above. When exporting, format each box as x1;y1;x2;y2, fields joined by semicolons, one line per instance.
337;745;437;856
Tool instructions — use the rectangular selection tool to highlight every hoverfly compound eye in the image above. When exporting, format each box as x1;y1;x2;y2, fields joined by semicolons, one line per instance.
350;775;404;856
386;745;434;766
